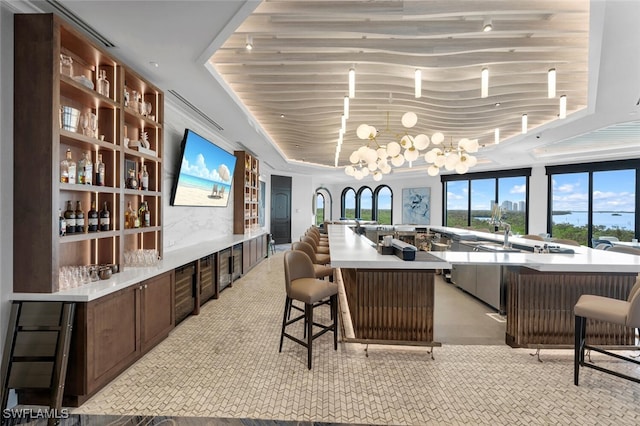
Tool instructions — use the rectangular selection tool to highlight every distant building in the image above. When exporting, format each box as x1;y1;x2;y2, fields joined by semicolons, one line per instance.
501;200;513;211
518;201;526;211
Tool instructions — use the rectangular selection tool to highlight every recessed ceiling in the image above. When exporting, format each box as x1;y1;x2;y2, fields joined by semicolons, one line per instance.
210;0;590;170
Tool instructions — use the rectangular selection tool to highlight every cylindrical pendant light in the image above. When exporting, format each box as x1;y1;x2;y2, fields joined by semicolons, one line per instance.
348;68;355;98
481;68;489;98
559;95;567;119
495;128;500;144
343;96;349;119
521;114;528;134
548;68;556;98
414;69;422;99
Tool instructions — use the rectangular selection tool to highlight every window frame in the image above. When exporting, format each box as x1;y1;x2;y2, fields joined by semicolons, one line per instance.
341;186;356;219
373;184;393;224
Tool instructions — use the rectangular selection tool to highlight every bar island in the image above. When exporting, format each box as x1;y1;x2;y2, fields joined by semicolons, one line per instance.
329;225;640;348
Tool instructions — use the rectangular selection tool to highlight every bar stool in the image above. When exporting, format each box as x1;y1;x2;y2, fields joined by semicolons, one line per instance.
280;250;338;369
292;241;333;280
301;236;331;264
306;230;330;250
574;278;640;385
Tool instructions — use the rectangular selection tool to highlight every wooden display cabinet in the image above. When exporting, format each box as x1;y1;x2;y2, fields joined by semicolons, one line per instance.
233;151;260;234
13;13;163;293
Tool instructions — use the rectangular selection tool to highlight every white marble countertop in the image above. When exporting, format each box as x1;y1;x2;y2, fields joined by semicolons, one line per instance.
11;229;268;302
328;225;640;273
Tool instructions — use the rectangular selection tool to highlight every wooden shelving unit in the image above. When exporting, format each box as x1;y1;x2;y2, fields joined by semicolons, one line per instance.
233;151;260;234
13;13;163;293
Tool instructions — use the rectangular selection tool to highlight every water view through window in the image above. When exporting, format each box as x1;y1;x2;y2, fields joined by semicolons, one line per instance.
551;170;636;244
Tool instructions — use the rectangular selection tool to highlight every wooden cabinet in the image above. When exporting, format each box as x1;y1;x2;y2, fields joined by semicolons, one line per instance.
243;234;267;273
13;13;163;293
43;272;174;406
233;151;259;234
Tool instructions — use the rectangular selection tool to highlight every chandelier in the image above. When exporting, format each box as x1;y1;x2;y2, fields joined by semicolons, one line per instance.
344;112;479;180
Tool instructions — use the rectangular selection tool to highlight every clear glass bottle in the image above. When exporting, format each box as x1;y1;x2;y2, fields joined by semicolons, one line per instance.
99;201;110;231
97;70;110;97
84;152;93;185
75;200;85;233
141;164;149;191
87;200;98;232
64;200;76;234
77;153;88;184
60;149;75;183
95;153;105;186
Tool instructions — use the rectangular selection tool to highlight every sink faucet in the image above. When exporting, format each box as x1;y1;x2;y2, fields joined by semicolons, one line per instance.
489;205;512;248
503;223;511;248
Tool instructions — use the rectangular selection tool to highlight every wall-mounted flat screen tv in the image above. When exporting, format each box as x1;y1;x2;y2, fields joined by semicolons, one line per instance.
170;129;237;207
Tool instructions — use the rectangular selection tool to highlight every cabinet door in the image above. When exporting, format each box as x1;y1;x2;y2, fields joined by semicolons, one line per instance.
86;286;139;393
141;272;175;352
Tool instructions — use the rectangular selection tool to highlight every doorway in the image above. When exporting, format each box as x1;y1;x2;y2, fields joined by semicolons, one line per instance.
270;175;291;244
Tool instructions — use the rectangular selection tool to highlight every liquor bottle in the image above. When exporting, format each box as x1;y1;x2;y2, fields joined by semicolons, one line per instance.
60;149;76;183
95;154;105;186
87;200;99;232
75;200;85;233
77;153;88;184
97;70;110;97
64;200;76;234
84;152;93;185
125;201;134;229
143;201;151;227
58;208;66;237
138;201;146;227
99;201;110;231
127;169;138;190
141;164;149;191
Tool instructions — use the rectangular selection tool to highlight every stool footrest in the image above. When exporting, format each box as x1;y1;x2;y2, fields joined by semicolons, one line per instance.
581;344;640;384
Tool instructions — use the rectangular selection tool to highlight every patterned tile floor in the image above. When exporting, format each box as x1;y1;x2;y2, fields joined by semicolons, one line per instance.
65;251;640;425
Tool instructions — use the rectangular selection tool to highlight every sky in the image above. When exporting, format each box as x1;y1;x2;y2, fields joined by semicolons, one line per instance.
552;170;635;212
446;177;526;211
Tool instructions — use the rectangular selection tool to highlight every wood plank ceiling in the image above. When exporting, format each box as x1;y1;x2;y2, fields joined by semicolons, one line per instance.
210;0;589;173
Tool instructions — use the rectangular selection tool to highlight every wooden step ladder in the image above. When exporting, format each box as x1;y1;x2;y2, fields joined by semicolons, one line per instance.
1;301;75;425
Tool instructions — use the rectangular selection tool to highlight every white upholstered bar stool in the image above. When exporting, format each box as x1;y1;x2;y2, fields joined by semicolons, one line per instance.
574;278;640;385
279;250;338;369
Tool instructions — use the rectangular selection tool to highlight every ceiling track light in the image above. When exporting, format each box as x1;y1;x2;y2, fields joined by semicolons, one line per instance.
414;69;422;99
522;114;528;134
343;96;349;119
495;128;500;144
348;68;355;98
245;35;253;51
548;68;556;98
483;17;493;32
559;95;567;119
481;68;489;98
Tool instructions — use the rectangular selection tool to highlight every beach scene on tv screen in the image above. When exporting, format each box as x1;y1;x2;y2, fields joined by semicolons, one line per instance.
172;132;236;207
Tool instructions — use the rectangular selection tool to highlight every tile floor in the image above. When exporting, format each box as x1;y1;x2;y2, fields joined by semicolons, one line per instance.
65;251;640;425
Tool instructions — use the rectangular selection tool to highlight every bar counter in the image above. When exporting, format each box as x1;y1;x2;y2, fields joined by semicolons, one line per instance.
329;225;640;348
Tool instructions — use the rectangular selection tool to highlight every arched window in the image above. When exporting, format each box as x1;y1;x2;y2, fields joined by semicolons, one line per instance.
373;185;393;224
356;186;373;220
315;192;325;226
341;187;356;219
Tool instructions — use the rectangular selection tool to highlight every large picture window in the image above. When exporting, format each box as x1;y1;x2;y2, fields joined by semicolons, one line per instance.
443;168;531;234
357;186;373;220
547;160;638;245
